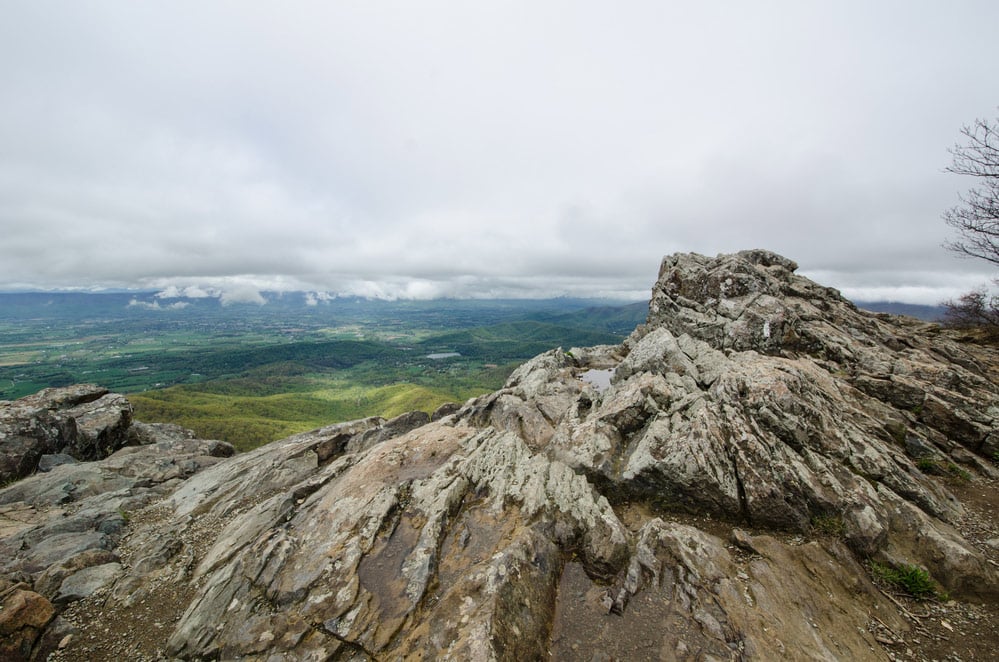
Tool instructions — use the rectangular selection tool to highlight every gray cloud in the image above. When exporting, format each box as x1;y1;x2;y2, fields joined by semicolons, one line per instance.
1;1;997;304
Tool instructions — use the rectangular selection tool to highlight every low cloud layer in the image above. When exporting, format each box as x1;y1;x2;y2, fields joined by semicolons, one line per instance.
128;298;189;311
2;2;997;304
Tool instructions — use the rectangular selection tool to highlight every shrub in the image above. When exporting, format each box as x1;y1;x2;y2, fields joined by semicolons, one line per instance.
941;284;999;341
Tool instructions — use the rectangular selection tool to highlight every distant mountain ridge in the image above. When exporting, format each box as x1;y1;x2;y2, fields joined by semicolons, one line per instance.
0;289;946;324
854;300;946;321
0;290;641;313
524;300;650;335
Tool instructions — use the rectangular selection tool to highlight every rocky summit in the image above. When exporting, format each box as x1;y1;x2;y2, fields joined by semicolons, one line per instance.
1;250;998;661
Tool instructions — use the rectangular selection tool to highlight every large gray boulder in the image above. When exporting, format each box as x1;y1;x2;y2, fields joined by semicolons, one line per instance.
0;385;133;483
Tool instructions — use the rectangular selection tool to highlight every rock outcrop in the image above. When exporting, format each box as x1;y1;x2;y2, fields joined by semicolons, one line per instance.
1;250;997;661
0;385;133;484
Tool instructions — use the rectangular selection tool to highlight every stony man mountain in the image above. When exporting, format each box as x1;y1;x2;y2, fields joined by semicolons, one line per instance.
1;250;997;660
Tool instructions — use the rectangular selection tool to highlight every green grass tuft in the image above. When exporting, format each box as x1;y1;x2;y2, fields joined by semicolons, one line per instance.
946;462;972;483
810;514;846;537
916;457;939;473
915;457;972;483
868;561;940;599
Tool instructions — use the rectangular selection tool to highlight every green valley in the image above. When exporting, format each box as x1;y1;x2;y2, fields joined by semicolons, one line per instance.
0;292;646;450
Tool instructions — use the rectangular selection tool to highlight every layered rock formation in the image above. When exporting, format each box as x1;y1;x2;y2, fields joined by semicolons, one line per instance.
1;250;997;661
0;385;134;484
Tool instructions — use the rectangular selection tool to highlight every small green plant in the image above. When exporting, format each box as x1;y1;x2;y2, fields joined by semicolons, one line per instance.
117;506;131;522
811;514;846;537
883;421;907;446
916;458;972;483
946;462;972;483
916;457;938;473
868;561;940;599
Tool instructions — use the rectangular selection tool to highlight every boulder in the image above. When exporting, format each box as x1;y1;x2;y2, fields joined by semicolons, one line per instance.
0;385;133;483
53;562;121;604
0;588;55;661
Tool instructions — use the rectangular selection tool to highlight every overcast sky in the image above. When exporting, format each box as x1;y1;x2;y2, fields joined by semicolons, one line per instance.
2;1;997;304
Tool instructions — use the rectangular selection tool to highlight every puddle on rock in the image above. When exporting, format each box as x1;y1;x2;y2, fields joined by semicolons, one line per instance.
580;368;615;394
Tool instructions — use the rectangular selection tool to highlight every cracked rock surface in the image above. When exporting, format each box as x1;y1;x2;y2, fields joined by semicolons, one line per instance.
0;385;134;484
2;250;998;661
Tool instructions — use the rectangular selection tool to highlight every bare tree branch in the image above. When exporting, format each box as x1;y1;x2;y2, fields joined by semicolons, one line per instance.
944;114;999;266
